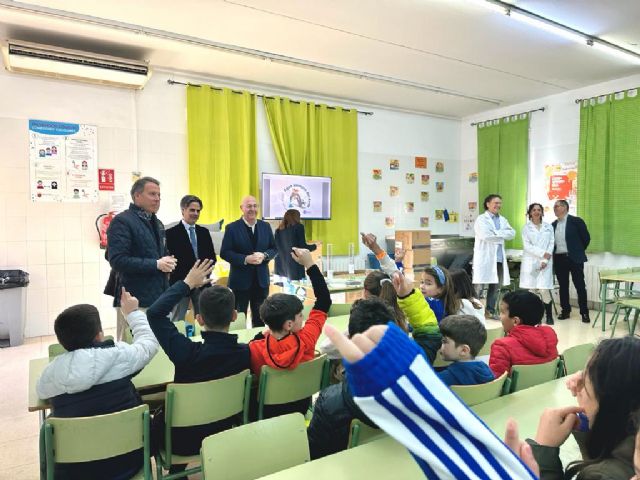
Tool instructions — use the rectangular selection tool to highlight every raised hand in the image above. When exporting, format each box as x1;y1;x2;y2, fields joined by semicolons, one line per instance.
360;232;384;255
120;287;139;316
184;259;215;289
291;247;314;269
324;323;388;363
503;419;540;477
391;271;414;298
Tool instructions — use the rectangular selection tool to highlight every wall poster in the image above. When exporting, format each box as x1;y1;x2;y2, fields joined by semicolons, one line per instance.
29;119;98;202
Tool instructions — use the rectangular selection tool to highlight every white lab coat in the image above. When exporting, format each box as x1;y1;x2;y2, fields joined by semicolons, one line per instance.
472;211;515;285
519;221;555;290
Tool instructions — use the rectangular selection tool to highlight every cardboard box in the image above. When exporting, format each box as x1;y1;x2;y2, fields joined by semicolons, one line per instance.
395;230;431;269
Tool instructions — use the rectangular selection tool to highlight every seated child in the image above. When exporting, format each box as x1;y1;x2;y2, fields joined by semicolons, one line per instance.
307;297;393;459
36;289;159;480
437;315;494;386
450;269;485;325
145;259;250;457
489;290;558;378
419;265;459;323
249;247;331;417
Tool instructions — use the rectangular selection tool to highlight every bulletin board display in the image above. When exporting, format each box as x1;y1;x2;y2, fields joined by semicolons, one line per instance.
29;119;98;202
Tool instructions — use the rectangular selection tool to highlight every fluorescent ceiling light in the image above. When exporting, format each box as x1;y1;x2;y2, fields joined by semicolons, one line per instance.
591;41;640;64
470;0;640;64
508;11;586;44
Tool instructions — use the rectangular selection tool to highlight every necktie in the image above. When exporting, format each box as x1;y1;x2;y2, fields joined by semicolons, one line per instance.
189;226;198;257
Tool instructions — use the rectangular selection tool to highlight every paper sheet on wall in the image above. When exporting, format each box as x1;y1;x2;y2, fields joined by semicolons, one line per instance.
29;119;98;202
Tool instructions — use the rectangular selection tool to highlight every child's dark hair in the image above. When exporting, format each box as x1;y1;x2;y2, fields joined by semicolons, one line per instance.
348;298;396;337
259;293;303;331
450;269;483;309
199;286;236;329
363;271;408;331
439;315;487;357
423;266;460;315
54;304;102;351
566;336;640;478
500;290;544;326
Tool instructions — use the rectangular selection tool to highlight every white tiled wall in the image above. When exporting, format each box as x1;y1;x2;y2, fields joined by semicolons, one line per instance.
0;69;189;338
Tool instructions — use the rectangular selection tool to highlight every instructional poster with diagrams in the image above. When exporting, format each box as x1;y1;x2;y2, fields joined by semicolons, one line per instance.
29;119;98;202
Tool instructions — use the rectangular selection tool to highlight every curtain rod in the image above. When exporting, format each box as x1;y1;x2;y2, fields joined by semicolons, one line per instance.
167;79;374;115
469;107;545;126
574;87;639;104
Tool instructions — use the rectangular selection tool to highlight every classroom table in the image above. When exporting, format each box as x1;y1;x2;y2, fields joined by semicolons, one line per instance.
473;376;580;464
292;277;366;304
257;436;423;479
28;315;351;420
597;271;640;332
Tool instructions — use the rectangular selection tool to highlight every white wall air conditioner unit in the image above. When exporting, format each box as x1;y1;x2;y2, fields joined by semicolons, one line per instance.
1;40;152;89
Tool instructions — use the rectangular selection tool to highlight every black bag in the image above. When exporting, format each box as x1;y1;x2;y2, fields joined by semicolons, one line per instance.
0;270;29;289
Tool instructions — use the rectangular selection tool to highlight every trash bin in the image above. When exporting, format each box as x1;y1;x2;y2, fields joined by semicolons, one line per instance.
0;270;29;347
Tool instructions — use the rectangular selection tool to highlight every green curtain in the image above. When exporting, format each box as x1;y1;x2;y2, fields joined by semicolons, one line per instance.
186;86;257;225
264;97;358;255
477;115;530;249
578;93;640;255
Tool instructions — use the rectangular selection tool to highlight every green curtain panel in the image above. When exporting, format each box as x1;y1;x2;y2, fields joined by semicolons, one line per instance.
477;115;530;249
186;86;258;225
578;93;640;255
264;97;358;255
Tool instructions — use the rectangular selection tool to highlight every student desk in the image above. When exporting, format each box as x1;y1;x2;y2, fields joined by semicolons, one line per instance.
28;315;350;422
473;377;580;464
257;436;423;479
597;271;640;332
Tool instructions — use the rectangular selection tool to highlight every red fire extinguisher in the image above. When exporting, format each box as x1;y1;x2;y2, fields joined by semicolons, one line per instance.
95;211;116;249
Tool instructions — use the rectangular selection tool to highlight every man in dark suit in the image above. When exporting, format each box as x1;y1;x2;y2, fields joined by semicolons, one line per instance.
552;199;591;323
221;195;277;327
165;195;217;322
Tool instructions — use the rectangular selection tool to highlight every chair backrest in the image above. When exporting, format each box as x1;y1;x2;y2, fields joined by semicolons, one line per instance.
476;327;504;357
561;343;595;376
328;303;352;317
510;358;561;393
347;419;386;448
229;312;247;331
164;370;252;464
43;404;151;480
201;413;309;480
450;372;509;406
258;355;329;419
48;336;115;358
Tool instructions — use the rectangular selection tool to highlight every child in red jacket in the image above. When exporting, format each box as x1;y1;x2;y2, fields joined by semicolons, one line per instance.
489;290;558;377
249;247;330;418
249;247;330;374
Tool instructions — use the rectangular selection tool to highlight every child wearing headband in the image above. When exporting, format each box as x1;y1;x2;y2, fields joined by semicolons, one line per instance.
421;265;460;323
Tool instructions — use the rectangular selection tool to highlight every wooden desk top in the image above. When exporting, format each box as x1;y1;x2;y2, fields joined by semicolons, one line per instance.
257;437;423;479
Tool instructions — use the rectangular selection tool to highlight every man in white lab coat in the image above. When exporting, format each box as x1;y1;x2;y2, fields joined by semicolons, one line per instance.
472;194;515;318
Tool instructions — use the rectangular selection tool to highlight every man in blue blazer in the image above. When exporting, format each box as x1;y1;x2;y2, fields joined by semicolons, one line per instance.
166;195;217;322
552;199;591;323
221;196;277;327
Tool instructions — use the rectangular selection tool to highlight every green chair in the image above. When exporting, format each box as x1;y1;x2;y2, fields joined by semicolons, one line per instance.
593;268;633;328
200;413;309;480
41;404;151;480
476;327;504;358
156;370;252;480
450;372;509;406
48;336;114;358
610;298;640;338
347;418;386;448
561;343;595;376
229;312;247;331
328;303;353;317
510;358;562;393
257;355;330;420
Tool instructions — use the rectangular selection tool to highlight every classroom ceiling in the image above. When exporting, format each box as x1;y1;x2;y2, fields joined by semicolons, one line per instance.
1;0;639;118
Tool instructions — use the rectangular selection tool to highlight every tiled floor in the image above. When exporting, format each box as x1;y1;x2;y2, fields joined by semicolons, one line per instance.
0;310;628;479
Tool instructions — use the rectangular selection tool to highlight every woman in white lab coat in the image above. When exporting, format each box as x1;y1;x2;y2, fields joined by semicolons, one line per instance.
472;194;516;318
520;202;555;324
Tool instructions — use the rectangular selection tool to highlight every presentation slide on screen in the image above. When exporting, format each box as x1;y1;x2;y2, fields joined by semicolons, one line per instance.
262;173;331;219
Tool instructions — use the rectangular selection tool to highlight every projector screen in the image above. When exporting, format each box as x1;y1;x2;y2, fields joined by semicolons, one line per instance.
262;173;332;220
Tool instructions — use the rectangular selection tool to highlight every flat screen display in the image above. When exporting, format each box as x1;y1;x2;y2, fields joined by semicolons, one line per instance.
261;173;332;220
